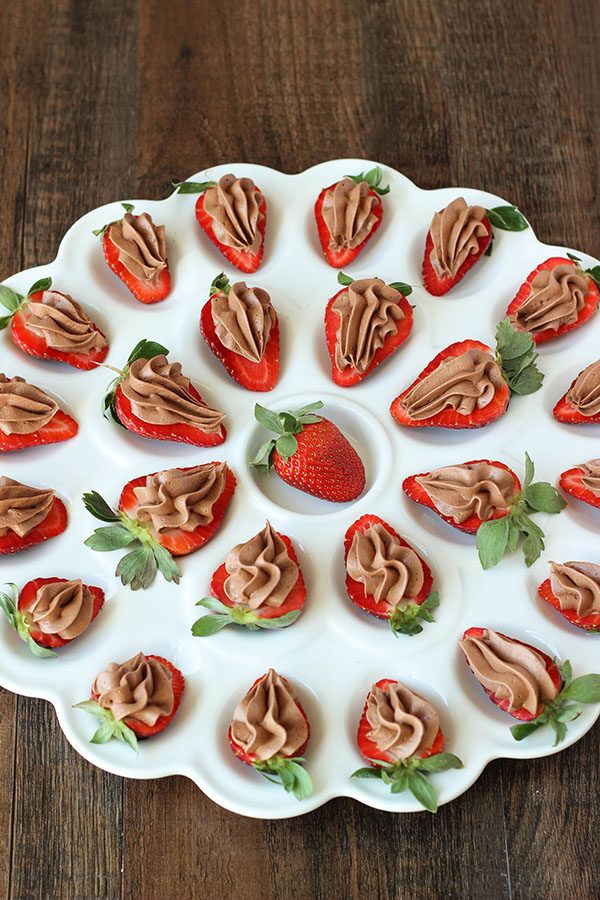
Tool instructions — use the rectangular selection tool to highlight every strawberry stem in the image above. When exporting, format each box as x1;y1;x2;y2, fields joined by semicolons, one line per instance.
251;401;324;472
252;755;313;800
0;583;56;658
352;751;462;812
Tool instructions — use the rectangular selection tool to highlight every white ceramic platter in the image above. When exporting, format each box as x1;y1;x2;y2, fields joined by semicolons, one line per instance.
1;160;599;820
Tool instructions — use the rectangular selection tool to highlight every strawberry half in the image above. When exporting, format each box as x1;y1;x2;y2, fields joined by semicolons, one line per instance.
95;203;171;304
403;453;565;568
461;628;600;744
174;179;266;273
559;464;600;510
192;531;306;635
0;277;109;370
252;400;365;502
506;256;600;344
314;167;388;268
553;362;600;425
0;408;78;452
0;495;67;555
83;463;236;589
325;272;413;387
200;273;279;391
422;203;528;296
351;678;462;812
343;515;438;635
390;321;542;430
538;576;600;633
104;338;226;447
75;654;185;751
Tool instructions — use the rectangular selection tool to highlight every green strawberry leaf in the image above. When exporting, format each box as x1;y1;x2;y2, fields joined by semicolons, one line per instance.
486;205;529;231
191;614;232;636
0;585;19;629
509;364;544;395
74;700;138;752
84;524;136;551
523;451;535;489
560;674;600;704
116;545;158;591
27;276;52;296
254;403;285;434
82;491;120;523
510;717;546;741
151;542;181;584
0;314;14;330
254;609;302;629
351;766;383;780
127;339;169;365
495;319;543;394
476;517;510;570
346;166;390;195
484;234;494;257
172;179;216;194
275;434;298;459
337;272;354;286
280;760;314;800
558;659;572;686
90;720;119;744
0;586;57;658
585;265;600;288
416;752;463;773
567;252;581;262
523;482;567;514
389;281;413;297
121;202;134;214
0;285;24;314
210;272;230;296
407;770;438;813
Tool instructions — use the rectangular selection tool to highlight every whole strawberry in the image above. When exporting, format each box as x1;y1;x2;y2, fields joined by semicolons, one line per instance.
252;401;365;502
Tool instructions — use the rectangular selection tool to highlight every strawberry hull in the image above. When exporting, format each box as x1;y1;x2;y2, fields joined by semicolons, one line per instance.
314;184;383;268
11;296;108;370
19;577;105;649
195;192;266;273
115;384;226;447
462;627;562;721
324;288;413;387
390;340;510;429
559;466;600;510
422;218;492;296
210;533;306;620
538;578;600;633
118;464;236;556
0;497;68;554
0;409;78;452
553;371;600;425
200;296;279;391
357;678;444;765
402;460;520;535
506;257;599;344
103;227;171;304
343;515;432;619
91;655;185;738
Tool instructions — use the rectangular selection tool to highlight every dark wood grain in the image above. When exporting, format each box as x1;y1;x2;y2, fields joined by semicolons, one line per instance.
1;0;599;897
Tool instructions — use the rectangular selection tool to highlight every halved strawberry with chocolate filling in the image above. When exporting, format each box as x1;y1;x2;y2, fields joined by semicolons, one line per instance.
314;167;388;268
0;578;104;657
422;199;528;296
559;461;600;510
94;203;171;304
0;277;109;370
506;256;600;344
104;339;226;447
0;477;68;555
351;678;462;812
459;627;600;744
325;272;413;387
200;273;279;391
343;515;438;635
83;462;236;590
403;454;565;568
390;321;542;430
538;562;600;633
0;374;78;452
553;360;600;424
75;652;185;750
192;525;306;635
175;175;266;273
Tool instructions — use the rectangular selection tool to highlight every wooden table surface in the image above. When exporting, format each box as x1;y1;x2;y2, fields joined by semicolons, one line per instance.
1;1;599;897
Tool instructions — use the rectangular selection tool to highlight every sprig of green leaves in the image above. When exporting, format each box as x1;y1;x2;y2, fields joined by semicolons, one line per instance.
102;339;169;426
0;276;52;330
485;205;529;232
495;318;543;395
209;272;231;297
511;660;600;745
252;755;313;800
388;591;439;637
251;401;324;472
192;596;302;636
73;700;138;752
172;179;216;194
352;751;463;812
82;490;181;591
476;452;566;569
0;583;56;658
345;166;390;196
337;271;412;296
92;202;135;238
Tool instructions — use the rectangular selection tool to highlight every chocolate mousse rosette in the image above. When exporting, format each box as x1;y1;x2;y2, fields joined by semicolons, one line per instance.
83;462;236;590
506;254;600;344
422;196;528;296
459;628;600;744
403;453;565;569
200;273;280;391
0;276;108;370
175;173;266;273
325;271;414;387
0;578;105;657
538;561;600;632
93;203;171;303
553;358;600;424
192;521;306;635
0;374;78;452
102;339;226;447
391;318;543;430
0;476;68;554
343;515;439;636
351;679;462;813
559;458;600;510
314;166;390;268
75;651;185;750
228;668;313;800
